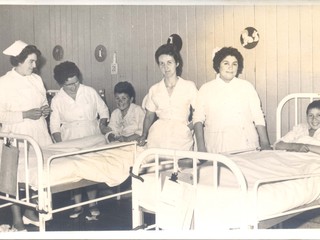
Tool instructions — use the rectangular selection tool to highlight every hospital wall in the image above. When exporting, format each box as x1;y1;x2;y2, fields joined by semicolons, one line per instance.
0;4;319;144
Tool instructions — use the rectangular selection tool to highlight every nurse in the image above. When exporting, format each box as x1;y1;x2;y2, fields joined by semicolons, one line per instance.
50;61;110;219
0;40;53;231
137;42;198;151
50;61;110;142
193;46;271;154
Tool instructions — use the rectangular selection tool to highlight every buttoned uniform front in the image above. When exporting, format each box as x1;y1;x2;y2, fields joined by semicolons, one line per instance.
50;84;110;141
193;74;266;153
145;77;198;151
0;68;53;147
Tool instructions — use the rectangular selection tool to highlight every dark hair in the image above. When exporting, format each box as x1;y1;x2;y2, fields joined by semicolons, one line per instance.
155;43;183;76
213;47;244;77
10;45;41;67
114;81;136;103
167;34;183;52
53;61;81;86
306;100;320;114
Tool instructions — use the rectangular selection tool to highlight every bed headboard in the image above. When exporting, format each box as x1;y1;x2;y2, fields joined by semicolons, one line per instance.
276;93;320;140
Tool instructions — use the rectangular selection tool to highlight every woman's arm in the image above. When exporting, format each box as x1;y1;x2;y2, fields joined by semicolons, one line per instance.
22;108;43;120
99;117;110;135
137;110;156;146
194;121;206;152
187;105;195;130
52;132;62;143
256;125;272;150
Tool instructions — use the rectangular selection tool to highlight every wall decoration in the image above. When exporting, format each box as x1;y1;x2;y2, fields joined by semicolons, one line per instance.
240;27;259;49
52;45;64;61
94;44;107;62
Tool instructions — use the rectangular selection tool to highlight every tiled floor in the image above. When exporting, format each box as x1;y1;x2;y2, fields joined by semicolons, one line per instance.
0;179;320;232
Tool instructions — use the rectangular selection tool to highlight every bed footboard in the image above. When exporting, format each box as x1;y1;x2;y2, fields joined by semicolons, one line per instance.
0;132;136;232
131;148;248;230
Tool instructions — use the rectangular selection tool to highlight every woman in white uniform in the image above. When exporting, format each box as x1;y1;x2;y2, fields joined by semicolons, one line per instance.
193;47;271;154
50;61;110;219
0;40;53;231
137;43;198;150
50;61;110;142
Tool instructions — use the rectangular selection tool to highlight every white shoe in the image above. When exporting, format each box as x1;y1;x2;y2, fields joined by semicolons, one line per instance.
89;206;100;216
69;207;84;219
22;216;40;227
11;226;27;232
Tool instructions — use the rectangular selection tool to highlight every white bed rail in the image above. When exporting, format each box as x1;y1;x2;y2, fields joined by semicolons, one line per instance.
0;132;45;228
0;132;137;232
252;172;320;229
131;148;248;230
276;93;320;140
45;141;136;218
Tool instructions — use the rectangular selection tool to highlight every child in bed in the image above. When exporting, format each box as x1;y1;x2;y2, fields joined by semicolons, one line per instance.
274;100;320;154
105;81;145;143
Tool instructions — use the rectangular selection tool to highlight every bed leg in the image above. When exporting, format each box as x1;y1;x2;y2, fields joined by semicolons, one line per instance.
38;213;46;232
116;186;121;200
132;207;144;229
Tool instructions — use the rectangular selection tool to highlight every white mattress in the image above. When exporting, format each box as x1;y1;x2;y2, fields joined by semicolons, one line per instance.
134;150;320;229
15;134;141;189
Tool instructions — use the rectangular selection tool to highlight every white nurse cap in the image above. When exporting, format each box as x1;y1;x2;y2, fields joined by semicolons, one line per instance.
3;40;28;56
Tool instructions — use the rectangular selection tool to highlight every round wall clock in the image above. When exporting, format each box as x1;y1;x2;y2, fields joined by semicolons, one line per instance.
52;45;64;61
94;45;107;62
240;27;260;49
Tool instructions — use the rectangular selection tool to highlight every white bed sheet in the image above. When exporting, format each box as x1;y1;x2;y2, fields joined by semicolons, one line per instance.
134;150;320;229
14;134;139;189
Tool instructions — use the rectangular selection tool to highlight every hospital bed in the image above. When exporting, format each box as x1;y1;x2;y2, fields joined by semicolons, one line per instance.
0;133;137;232
131;92;320;230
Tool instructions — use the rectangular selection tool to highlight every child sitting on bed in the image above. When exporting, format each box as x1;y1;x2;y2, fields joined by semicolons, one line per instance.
274;100;320;154
105;81;145;143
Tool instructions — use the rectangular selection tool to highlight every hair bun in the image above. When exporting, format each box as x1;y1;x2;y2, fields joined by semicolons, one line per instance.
167;34;182;52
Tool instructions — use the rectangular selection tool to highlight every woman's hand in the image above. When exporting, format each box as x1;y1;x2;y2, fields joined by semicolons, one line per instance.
260;143;272;150
23;108;43;120
107;133;116;142
99;118;110;135
136;135;147;146
187;121;194;131
40;105;52;118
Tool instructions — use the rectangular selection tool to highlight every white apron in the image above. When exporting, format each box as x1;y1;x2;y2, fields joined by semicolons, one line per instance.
60;119;100;141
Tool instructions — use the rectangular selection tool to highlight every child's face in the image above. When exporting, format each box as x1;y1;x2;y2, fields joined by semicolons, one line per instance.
115;92;132;112
307;108;320;131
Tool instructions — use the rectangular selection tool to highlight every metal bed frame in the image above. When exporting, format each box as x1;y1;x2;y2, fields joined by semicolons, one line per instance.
131;93;320;230
0;132;136;231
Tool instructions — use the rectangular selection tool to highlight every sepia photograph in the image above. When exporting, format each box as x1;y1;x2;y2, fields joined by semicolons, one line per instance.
0;0;320;239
